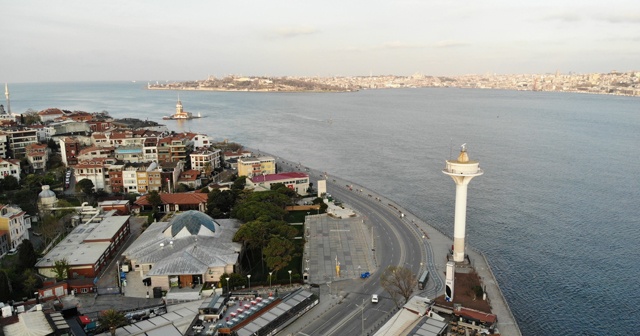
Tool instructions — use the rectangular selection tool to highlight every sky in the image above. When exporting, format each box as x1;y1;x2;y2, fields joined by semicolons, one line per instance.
3;0;640;82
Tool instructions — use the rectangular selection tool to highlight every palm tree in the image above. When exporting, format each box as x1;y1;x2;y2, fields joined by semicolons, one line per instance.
98;309;127;335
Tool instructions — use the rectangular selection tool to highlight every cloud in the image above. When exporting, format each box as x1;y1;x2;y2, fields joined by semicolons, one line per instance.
595;14;640;24
433;40;469;48
268;26;318;38
380;41;423;49
542;12;583;22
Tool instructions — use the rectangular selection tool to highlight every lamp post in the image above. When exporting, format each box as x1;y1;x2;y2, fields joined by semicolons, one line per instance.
288;270;292;287
247;274;251;291
225;277;230;294
269;272;273;289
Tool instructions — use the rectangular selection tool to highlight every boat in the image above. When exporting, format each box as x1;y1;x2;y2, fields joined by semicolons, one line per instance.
163;97;202;120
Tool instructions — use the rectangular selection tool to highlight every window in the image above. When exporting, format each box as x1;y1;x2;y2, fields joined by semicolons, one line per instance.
81;288;88;293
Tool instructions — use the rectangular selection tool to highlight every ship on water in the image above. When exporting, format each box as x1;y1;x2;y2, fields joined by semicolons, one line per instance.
163;97;202;120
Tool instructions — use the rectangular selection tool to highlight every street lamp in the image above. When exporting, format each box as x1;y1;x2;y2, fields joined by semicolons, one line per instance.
247;274;251;291
225;277;230;294
288;270;292;286
269;272;273;289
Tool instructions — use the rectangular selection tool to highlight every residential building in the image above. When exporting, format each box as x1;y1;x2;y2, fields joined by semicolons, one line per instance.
189;132;211;149
237;156;276;177
25;143;49;171
0;204;31;250
143;136;159;162
4;127;38;158
178;169;202;189
115;145;143;163
37;107;65;122
190;149;221;175
0;158;20;182
0;231;9;256
51;120;91;136
77;145;114;161
73;158;111;190
35;211;130;279
91;132;110;147
59;137;80;166
0;133;8;158
246;172;310;195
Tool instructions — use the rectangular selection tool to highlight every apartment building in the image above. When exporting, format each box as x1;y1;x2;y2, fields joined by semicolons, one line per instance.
25;143;49;171
190;149;221;175
237;156;276;177
0;158;21;182
0;204;31;250
4;127;38;159
246;172;310;195
60;137;80;166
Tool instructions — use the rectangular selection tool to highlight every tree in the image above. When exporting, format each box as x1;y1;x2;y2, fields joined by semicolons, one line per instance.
175;183;190;192
1;175;20;191
11;189;38;215
52;259;70;280
0;271;11;302
380;266;417;307
75;178;95;195
147;190;162;213
22;269;41;297
17;239;38;271
40;214;64;246
220;272;247;290
47;138;59;151
206;189;236;218
231;176;246;192
22;109;41;125
97;309;127;336
264;236;297;276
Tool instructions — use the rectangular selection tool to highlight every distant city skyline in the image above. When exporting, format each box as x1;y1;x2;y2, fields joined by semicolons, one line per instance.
3;0;640;83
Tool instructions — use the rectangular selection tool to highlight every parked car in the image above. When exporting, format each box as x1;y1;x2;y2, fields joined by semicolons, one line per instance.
371;294;379;303
7;248;17;256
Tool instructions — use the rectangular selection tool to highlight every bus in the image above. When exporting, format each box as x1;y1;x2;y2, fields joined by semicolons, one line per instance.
418;271;429;290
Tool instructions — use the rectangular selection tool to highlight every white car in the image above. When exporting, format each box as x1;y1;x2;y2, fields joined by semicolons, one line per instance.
371;294;379;303
7;248;17;256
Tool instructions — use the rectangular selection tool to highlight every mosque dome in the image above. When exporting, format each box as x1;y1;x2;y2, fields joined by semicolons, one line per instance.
38;185;57;209
167;210;217;238
39;185;56;199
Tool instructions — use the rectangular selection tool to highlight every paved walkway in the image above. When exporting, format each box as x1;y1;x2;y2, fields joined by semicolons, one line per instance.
305;214;376;285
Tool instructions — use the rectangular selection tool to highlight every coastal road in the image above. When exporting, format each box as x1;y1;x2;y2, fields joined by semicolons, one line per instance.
278;160;435;336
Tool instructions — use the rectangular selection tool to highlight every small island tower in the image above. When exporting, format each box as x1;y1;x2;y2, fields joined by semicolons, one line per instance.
442;144;483;263
176;96;185;117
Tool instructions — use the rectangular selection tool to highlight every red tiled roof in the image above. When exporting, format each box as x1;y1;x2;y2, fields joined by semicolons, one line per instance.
179;169;201;181
250;172;308;183
455;307;497;324
26;143;47;150
38;108;64;116
0;158;20;166
135;192;208;206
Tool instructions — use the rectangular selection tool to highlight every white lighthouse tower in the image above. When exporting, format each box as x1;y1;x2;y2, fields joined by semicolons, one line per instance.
443;144;483;263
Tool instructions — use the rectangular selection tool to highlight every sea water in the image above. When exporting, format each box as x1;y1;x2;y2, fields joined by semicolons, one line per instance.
8;82;640;335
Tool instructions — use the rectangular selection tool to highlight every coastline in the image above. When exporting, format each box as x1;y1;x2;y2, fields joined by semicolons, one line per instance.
146;87;352;93
146;85;639;98
255;149;521;335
